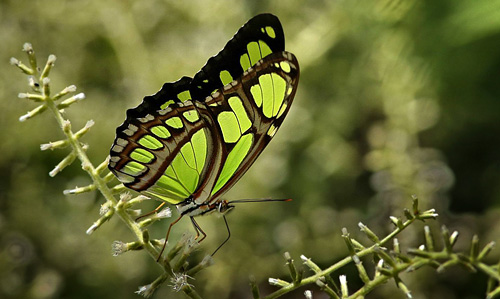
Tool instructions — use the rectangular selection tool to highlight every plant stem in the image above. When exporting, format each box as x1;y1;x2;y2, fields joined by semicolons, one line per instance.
263;216;418;299
41;81;202;298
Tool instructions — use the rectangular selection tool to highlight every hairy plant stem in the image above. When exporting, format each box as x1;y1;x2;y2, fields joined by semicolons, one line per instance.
264;216;418;299
41;81;201;298
44;95;161;257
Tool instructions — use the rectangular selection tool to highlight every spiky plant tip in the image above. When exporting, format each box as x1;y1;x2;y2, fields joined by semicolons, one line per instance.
125;209;142;217
23;42;34;53
268;278;288;287
99;202;112;215
186;255;215;277
47;54;56;64
171;273;194;292
112;241;127;256
135;284;154;298
10;57;19;66
65;84;77;93
119;192;133;203
339;275;348;297
157;207;172;219
86;223;99;235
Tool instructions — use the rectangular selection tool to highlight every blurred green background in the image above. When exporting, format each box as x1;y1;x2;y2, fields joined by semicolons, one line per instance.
1;0;500;298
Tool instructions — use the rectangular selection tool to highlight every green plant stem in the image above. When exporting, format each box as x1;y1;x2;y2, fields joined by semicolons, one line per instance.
43;92;202;299
44;97;159;258
474;263;500;282
263;216;418;299
348;263;409;298
264;215;500;299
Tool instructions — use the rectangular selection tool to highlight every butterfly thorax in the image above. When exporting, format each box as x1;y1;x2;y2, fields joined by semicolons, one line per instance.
177;196;234;217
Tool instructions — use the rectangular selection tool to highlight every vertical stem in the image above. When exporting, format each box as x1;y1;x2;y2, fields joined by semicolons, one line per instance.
44;95;163;266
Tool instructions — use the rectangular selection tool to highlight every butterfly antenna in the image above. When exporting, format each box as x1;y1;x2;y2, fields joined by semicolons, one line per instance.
228;198;292;204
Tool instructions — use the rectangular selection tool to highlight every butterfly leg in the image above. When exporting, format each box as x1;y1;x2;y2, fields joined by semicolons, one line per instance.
156;213;183;262
135;202;166;221
190;216;207;242
211;215;231;256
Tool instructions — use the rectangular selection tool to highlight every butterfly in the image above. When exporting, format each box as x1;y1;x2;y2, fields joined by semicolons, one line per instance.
108;13;299;258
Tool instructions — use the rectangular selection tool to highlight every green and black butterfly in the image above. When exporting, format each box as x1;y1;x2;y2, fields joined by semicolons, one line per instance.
108;13;299;257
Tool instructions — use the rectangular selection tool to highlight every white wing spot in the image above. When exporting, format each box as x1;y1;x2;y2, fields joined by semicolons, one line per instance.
112;145;124;153
138;114;154;123
123;129;134;136
116;138;128;146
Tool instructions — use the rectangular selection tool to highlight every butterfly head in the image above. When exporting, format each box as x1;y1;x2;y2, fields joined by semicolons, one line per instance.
216;200;235;215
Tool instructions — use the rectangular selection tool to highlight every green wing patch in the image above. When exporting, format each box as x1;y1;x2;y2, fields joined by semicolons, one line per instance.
211;133;253;195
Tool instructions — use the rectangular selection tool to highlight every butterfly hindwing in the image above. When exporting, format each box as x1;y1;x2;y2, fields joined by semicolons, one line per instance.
109;98;222;204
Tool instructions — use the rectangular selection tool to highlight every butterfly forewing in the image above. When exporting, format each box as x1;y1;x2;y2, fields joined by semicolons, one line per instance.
203;51;299;201
191;13;284;100
109;51;299;206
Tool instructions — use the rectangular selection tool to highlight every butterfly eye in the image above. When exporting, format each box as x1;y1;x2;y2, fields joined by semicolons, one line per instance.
217;202;235;214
